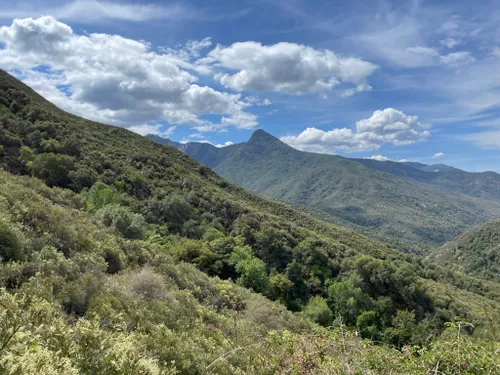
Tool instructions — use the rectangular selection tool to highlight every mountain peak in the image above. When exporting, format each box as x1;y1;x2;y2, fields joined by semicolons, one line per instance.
246;129;293;152
249;129;277;140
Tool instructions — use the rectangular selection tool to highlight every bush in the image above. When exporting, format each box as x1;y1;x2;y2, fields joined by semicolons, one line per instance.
0;219;25;262
85;182;122;210
31;152;75;187
69;166;98;191
97;204;146;239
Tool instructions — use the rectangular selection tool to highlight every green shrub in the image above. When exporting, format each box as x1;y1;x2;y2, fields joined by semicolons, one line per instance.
0;219;25;262
69;166;98;191
97;204;146;239
31;152;75;187
85;182;122;210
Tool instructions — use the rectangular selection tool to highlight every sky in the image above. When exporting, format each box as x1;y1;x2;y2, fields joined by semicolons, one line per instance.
0;0;499;172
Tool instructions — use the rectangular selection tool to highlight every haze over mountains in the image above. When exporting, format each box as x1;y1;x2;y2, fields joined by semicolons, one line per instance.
148;130;500;251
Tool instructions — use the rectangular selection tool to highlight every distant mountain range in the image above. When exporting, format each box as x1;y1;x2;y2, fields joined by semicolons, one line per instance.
147;130;500;251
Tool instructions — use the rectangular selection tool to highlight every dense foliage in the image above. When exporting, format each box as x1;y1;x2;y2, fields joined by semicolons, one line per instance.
1;69;500;373
155;130;500;252
429;219;500;282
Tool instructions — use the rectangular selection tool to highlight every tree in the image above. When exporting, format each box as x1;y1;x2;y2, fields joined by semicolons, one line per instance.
269;273;292;303
254;227;293;271
230;245;269;293
327;276;372;325
304;296;333;327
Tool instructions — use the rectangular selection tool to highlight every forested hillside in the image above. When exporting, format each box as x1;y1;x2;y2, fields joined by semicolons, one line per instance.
430;219;500;282
1;69;500;373
151;130;500;251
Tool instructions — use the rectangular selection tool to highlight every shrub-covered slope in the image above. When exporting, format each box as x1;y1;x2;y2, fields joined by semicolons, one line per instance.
430;219;500;282
1;69;500;373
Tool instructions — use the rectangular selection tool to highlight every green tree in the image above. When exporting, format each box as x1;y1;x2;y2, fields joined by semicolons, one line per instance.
230;245;269;293
269;273;292;303
327;276;372;325
304;296;333;327
254;227;294;271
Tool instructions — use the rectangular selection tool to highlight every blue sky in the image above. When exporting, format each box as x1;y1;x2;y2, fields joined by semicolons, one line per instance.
0;0;499;171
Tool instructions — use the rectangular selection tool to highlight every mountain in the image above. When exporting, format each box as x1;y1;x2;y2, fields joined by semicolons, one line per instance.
401;161;429;170
356;159;500;201
152;130;500;251
2;69;500;372
429;219;500;282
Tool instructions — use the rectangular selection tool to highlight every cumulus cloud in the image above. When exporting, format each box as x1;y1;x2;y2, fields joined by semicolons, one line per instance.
208;41;377;96
281;108;430;154
432;152;445;158
0;16;256;130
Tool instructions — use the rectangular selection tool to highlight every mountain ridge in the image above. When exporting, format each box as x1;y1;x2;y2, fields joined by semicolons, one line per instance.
149;130;500;250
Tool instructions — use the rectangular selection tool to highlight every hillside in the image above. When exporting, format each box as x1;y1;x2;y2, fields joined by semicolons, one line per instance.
429;219;500;282
151;131;500;251
1;69;500;373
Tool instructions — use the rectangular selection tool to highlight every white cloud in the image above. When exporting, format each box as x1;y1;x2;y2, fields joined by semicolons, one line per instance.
209;41;377;95
339;84;372;98
439;38;460;48
432;152;444;158
0;16;255;129
244;96;273;106
0;0;195;23
128;124;177;137
354;19;441;68
221;112;258;129
281;108;430;154
215;141;234;148
163;125;177;137
128;123;163;136
407;46;439;57
440;51;475;67
366;155;390;161
437;16;460;35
